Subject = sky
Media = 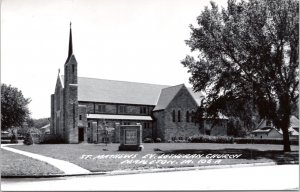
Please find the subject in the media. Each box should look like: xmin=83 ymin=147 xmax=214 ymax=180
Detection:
xmin=1 ymin=0 xmax=228 ymax=119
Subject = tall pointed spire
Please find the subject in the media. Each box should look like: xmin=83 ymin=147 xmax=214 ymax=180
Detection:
xmin=68 ymin=22 xmax=73 ymax=58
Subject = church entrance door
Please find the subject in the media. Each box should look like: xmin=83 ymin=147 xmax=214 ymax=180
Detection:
xmin=78 ymin=128 xmax=84 ymax=142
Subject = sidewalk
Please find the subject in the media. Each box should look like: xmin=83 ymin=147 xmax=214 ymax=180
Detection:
xmin=2 ymin=164 xmax=299 ymax=191
xmin=1 ymin=145 xmax=90 ymax=175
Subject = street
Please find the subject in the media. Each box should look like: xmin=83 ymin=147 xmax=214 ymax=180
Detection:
xmin=2 ymin=165 xmax=299 ymax=191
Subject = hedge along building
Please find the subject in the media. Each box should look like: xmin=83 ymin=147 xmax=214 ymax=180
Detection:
xmin=50 ymin=24 xmax=228 ymax=144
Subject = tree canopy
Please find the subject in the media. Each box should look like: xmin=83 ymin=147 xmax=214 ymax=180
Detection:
xmin=182 ymin=0 xmax=299 ymax=152
xmin=1 ymin=84 xmax=31 ymax=130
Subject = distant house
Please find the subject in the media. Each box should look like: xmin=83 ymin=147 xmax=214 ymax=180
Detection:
xmin=40 ymin=124 xmax=50 ymax=134
xmin=251 ymin=116 xmax=299 ymax=139
xmin=1 ymin=131 xmax=11 ymax=138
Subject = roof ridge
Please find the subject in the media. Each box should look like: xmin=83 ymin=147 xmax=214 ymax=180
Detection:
xmin=161 ymin=83 xmax=184 ymax=89
xmin=77 ymin=76 xmax=170 ymax=87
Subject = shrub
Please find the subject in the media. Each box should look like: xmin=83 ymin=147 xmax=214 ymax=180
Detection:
xmin=233 ymin=138 xmax=299 ymax=145
xmin=39 ymin=135 xmax=64 ymax=144
xmin=190 ymin=135 xmax=234 ymax=144
xmin=155 ymin=138 xmax=162 ymax=143
xmin=23 ymin=133 xmax=33 ymax=145
xmin=143 ymin=138 xmax=154 ymax=143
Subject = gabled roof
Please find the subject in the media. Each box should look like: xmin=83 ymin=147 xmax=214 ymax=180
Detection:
xmin=252 ymin=127 xmax=273 ymax=133
xmin=40 ymin=124 xmax=50 ymax=130
xmin=76 ymin=76 xmax=169 ymax=105
xmin=252 ymin=116 xmax=300 ymax=136
xmin=256 ymin=115 xmax=299 ymax=130
xmin=59 ymin=75 xmax=204 ymax=107
xmin=153 ymin=84 xmax=184 ymax=111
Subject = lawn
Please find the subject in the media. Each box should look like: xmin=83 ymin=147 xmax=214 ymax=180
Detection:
xmin=7 ymin=143 xmax=299 ymax=174
xmin=1 ymin=149 xmax=63 ymax=177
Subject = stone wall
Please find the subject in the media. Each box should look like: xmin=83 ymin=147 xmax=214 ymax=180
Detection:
xmin=78 ymin=105 xmax=87 ymax=128
xmin=50 ymin=94 xmax=54 ymax=134
xmin=159 ymin=86 xmax=200 ymax=142
xmin=51 ymin=75 xmax=65 ymax=140
xmin=63 ymin=55 xmax=79 ymax=144
xmin=153 ymin=111 xmax=165 ymax=141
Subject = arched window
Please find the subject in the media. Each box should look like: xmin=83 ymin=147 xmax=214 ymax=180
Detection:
xmin=178 ymin=110 xmax=181 ymax=122
xmin=172 ymin=110 xmax=176 ymax=122
xmin=186 ymin=111 xmax=190 ymax=122
xmin=191 ymin=111 xmax=194 ymax=122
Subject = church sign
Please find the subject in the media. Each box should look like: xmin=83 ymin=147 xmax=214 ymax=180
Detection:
xmin=125 ymin=129 xmax=137 ymax=145
xmin=119 ymin=125 xmax=143 ymax=151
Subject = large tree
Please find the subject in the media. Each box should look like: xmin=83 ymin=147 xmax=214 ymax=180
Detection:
xmin=1 ymin=84 xmax=31 ymax=130
xmin=182 ymin=0 xmax=298 ymax=152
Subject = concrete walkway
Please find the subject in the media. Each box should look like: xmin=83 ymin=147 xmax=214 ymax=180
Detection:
xmin=2 ymin=165 xmax=298 ymax=191
xmin=1 ymin=145 xmax=91 ymax=175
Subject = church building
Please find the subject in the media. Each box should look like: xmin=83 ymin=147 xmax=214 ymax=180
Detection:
xmin=50 ymin=24 xmax=228 ymax=144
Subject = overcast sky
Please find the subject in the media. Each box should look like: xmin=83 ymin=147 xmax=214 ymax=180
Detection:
xmin=1 ymin=0 xmax=228 ymax=119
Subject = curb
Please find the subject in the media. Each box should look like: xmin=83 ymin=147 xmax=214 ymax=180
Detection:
xmin=3 ymin=161 xmax=294 ymax=179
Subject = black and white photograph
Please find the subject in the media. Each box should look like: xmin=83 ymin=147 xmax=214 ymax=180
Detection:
xmin=1 ymin=0 xmax=299 ymax=191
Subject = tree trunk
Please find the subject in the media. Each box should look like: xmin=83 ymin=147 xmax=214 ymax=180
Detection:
xmin=281 ymin=115 xmax=291 ymax=152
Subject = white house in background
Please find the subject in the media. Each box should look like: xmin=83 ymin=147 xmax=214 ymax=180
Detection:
xmin=251 ymin=116 xmax=299 ymax=139
xmin=40 ymin=124 xmax=50 ymax=134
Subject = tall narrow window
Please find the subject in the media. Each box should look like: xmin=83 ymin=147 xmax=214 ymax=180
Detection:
xmin=178 ymin=110 xmax=181 ymax=122
xmin=186 ymin=111 xmax=190 ymax=122
xmin=172 ymin=110 xmax=176 ymax=122
xmin=72 ymin=65 xmax=75 ymax=73
xmin=79 ymin=115 xmax=82 ymax=120
xmin=191 ymin=111 xmax=195 ymax=122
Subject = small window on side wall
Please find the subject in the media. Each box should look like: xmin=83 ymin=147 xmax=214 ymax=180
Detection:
xmin=140 ymin=106 xmax=147 ymax=114
xmin=98 ymin=105 xmax=106 ymax=113
xmin=186 ymin=111 xmax=190 ymax=122
xmin=172 ymin=110 xmax=176 ymax=122
xmin=119 ymin=105 xmax=127 ymax=114
xmin=79 ymin=115 xmax=82 ymax=120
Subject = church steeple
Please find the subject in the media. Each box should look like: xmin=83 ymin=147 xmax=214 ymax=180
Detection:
xmin=68 ymin=22 xmax=73 ymax=58
xmin=65 ymin=22 xmax=74 ymax=64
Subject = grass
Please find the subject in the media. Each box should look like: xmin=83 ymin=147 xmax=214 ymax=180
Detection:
xmin=7 ymin=143 xmax=299 ymax=174
xmin=1 ymin=149 xmax=63 ymax=177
